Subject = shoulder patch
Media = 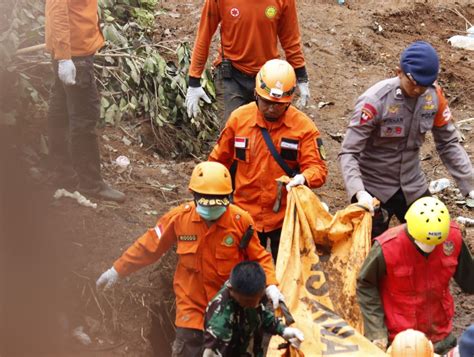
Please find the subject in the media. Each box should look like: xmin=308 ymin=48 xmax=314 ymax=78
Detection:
xmin=360 ymin=103 xmax=377 ymax=124
xmin=316 ymin=138 xmax=326 ymax=160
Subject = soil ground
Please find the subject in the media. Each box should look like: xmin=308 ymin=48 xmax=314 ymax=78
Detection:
xmin=6 ymin=0 xmax=474 ymax=356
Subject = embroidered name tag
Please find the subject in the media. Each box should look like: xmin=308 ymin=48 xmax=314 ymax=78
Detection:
xmin=281 ymin=138 xmax=299 ymax=150
xmin=234 ymin=137 xmax=248 ymax=149
xmin=178 ymin=235 xmax=197 ymax=242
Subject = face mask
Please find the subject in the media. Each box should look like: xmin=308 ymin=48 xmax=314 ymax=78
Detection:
xmin=414 ymin=240 xmax=436 ymax=253
xmin=196 ymin=204 xmax=227 ymax=221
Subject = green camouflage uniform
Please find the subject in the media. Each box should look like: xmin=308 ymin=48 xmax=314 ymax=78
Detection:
xmin=204 ymin=283 xmax=286 ymax=356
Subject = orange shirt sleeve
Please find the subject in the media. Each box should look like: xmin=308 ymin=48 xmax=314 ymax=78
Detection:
xmin=277 ymin=0 xmax=305 ymax=69
xmin=47 ymin=0 xmax=71 ymax=59
xmin=188 ymin=0 xmax=221 ymax=79
xmin=113 ymin=208 xmax=179 ymax=276
xmin=298 ymin=119 xmax=328 ymax=188
xmin=433 ymin=85 xmax=453 ymax=127
xmin=209 ymin=119 xmax=237 ymax=169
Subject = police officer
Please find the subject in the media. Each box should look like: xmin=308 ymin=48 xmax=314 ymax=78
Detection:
xmin=209 ymin=59 xmax=327 ymax=261
xmin=356 ymin=197 xmax=474 ymax=354
xmin=338 ymin=41 xmax=473 ymax=238
xmin=96 ymin=162 xmax=284 ymax=357
xmin=185 ymin=0 xmax=310 ymax=122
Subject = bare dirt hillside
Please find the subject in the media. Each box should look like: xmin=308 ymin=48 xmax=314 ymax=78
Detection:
xmin=13 ymin=1 xmax=473 ymax=356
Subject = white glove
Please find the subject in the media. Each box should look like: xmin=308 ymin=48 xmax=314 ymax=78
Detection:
xmin=468 ymin=190 xmax=474 ymax=199
xmin=372 ymin=337 xmax=388 ymax=351
xmin=58 ymin=59 xmax=76 ymax=86
xmin=185 ymin=86 xmax=211 ymax=118
xmin=266 ymin=284 xmax=285 ymax=309
xmin=296 ymin=81 xmax=310 ymax=108
xmin=282 ymin=327 xmax=305 ymax=349
xmin=356 ymin=190 xmax=375 ymax=215
xmin=286 ymin=174 xmax=306 ymax=192
xmin=96 ymin=267 xmax=119 ymax=290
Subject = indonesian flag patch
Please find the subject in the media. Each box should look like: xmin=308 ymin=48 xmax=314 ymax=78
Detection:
xmin=360 ymin=103 xmax=377 ymax=125
xmin=234 ymin=137 xmax=248 ymax=149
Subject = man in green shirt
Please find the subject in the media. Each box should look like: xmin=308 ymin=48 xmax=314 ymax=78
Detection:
xmin=203 ymin=261 xmax=304 ymax=356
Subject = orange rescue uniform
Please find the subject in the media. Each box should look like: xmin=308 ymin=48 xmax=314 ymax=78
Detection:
xmin=189 ymin=0 xmax=305 ymax=78
xmin=45 ymin=0 xmax=104 ymax=60
xmin=113 ymin=202 xmax=276 ymax=330
xmin=209 ymin=103 xmax=327 ymax=232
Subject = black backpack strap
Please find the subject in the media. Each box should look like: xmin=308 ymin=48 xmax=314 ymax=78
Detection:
xmin=239 ymin=225 xmax=254 ymax=260
xmin=259 ymin=127 xmax=298 ymax=178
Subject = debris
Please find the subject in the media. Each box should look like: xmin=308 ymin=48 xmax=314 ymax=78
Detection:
xmin=372 ymin=21 xmax=383 ymax=34
xmin=115 ymin=155 xmax=130 ymax=173
xmin=145 ymin=210 xmax=158 ymax=216
xmin=160 ymin=168 xmax=170 ymax=175
xmin=54 ymin=189 xmax=98 ymax=209
xmin=455 ymin=200 xmax=467 ymax=206
xmin=122 ymin=136 xmax=132 ymax=146
xmin=456 ymin=216 xmax=474 ymax=226
xmin=72 ymin=326 xmax=92 ymax=346
xmin=328 ymin=131 xmax=345 ymax=142
xmin=317 ymin=101 xmax=334 ymax=109
xmin=428 ymin=178 xmax=451 ymax=194
xmin=448 ymin=26 xmax=474 ymax=51
xmin=467 ymin=197 xmax=474 ymax=208
xmin=102 ymin=134 xmax=110 ymax=142
xmin=420 ymin=153 xmax=432 ymax=161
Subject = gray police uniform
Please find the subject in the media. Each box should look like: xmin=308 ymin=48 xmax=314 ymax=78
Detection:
xmin=339 ymin=77 xmax=472 ymax=218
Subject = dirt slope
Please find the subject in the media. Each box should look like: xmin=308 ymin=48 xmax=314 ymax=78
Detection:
xmin=21 ymin=1 xmax=474 ymax=355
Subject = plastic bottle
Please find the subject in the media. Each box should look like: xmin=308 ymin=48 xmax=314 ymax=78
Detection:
xmin=429 ymin=178 xmax=451 ymax=194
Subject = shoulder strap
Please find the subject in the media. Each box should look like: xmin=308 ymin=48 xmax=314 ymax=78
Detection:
xmin=259 ymin=126 xmax=298 ymax=177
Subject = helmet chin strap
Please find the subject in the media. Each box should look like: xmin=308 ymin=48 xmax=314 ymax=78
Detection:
xmin=414 ymin=240 xmax=436 ymax=253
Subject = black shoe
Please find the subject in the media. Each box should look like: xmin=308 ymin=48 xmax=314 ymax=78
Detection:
xmin=80 ymin=182 xmax=125 ymax=203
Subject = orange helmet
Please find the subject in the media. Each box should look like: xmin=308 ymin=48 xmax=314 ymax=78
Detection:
xmin=255 ymin=59 xmax=296 ymax=103
xmin=188 ymin=161 xmax=232 ymax=195
xmin=389 ymin=329 xmax=434 ymax=357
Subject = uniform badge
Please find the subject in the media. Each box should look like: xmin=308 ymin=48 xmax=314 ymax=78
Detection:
xmin=230 ymin=7 xmax=240 ymax=17
xmin=388 ymin=105 xmax=399 ymax=114
xmin=265 ymin=6 xmax=277 ymax=19
xmin=316 ymin=138 xmax=327 ymax=160
xmin=223 ymin=236 xmax=234 ymax=247
xmin=234 ymin=137 xmax=248 ymax=149
xmin=360 ymin=103 xmax=377 ymax=125
xmin=179 ymin=235 xmax=197 ymax=242
xmin=443 ymin=241 xmax=454 ymax=256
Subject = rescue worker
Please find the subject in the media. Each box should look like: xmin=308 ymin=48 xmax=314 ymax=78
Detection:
xmin=185 ymin=0 xmax=310 ymax=122
xmin=209 ymin=59 xmax=327 ymax=261
xmin=338 ymin=41 xmax=473 ymax=238
xmin=96 ymin=162 xmax=285 ymax=357
xmin=203 ymin=261 xmax=304 ymax=356
xmin=356 ymin=197 xmax=474 ymax=354
xmin=45 ymin=0 xmax=125 ymax=202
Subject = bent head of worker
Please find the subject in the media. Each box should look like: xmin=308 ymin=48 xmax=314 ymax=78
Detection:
xmin=189 ymin=161 xmax=232 ymax=222
xmin=405 ymin=196 xmax=450 ymax=253
xmin=228 ymin=261 xmax=267 ymax=308
xmin=255 ymin=59 xmax=296 ymax=122
xmin=396 ymin=41 xmax=439 ymax=98
xmin=389 ymin=329 xmax=434 ymax=357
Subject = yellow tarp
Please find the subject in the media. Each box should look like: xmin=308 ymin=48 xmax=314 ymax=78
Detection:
xmin=267 ymin=184 xmax=385 ymax=356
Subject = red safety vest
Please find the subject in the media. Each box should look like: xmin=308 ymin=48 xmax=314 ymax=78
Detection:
xmin=375 ymin=222 xmax=462 ymax=342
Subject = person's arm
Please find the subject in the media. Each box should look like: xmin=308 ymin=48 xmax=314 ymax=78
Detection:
xmin=297 ymin=121 xmax=328 ymax=189
xmin=356 ymin=242 xmax=388 ymax=340
xmin=338 ymin=95 xmax=381 ymax=201
xmin=245 ymin=228 xmax=277 ymax=286
xmin=261 ymin=306 xmax=286 ymax=336
xmin=47 ymin=0 xmax=71 ymax=60
xmin=113 ymin=207 xmax=179 ymax=277
xmin=203 ymin=293 xmax=233 ymax=356
xmin=453 ymin=240 xmax=474 ymax=294
xmin=209 ymin=118 xmax=236 ymax=169
xmin=188 ymin=0 xmax=221 ymax=83
xmin=432 ymin=86 xmax=473 ymax=196
xmin=277 ymin=0 xmax=305 ymax=74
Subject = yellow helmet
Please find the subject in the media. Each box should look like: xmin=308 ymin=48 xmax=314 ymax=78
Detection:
xmin=188 ymin=161 xmax=232 ymax=195
xmin=405 ymin=197 xmax=450 ymax=246
xmin=255 ymin=59 xmax=296 ymax=103
xmin=389 ymin=329 xmax=434 ymax=357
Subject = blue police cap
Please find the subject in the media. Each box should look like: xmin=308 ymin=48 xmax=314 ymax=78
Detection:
xmin=400 ymin=41 xmax=439 ymax=86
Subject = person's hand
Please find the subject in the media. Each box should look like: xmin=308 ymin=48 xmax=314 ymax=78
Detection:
xmin=185 ymin=86 xmax=211 ymax=118
xmin=296 ymin=81 xmax=310 ymax=108
xmin=372 ymin=337 xmax=388 ymax=351
xmin=286 ymin=174 xmax=306 ymax=192
xmin=265 ymin=285 xmax=285 ymax=309
xmin=356 ymin=190 xmax=375 ymax=215
xmin=282 ymin=327 xmax=305 ymax=349
xmin=58 ymin=59 xmax=76 ymax=86
xmin=96 ymin=267 xmax=119 ymax=290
